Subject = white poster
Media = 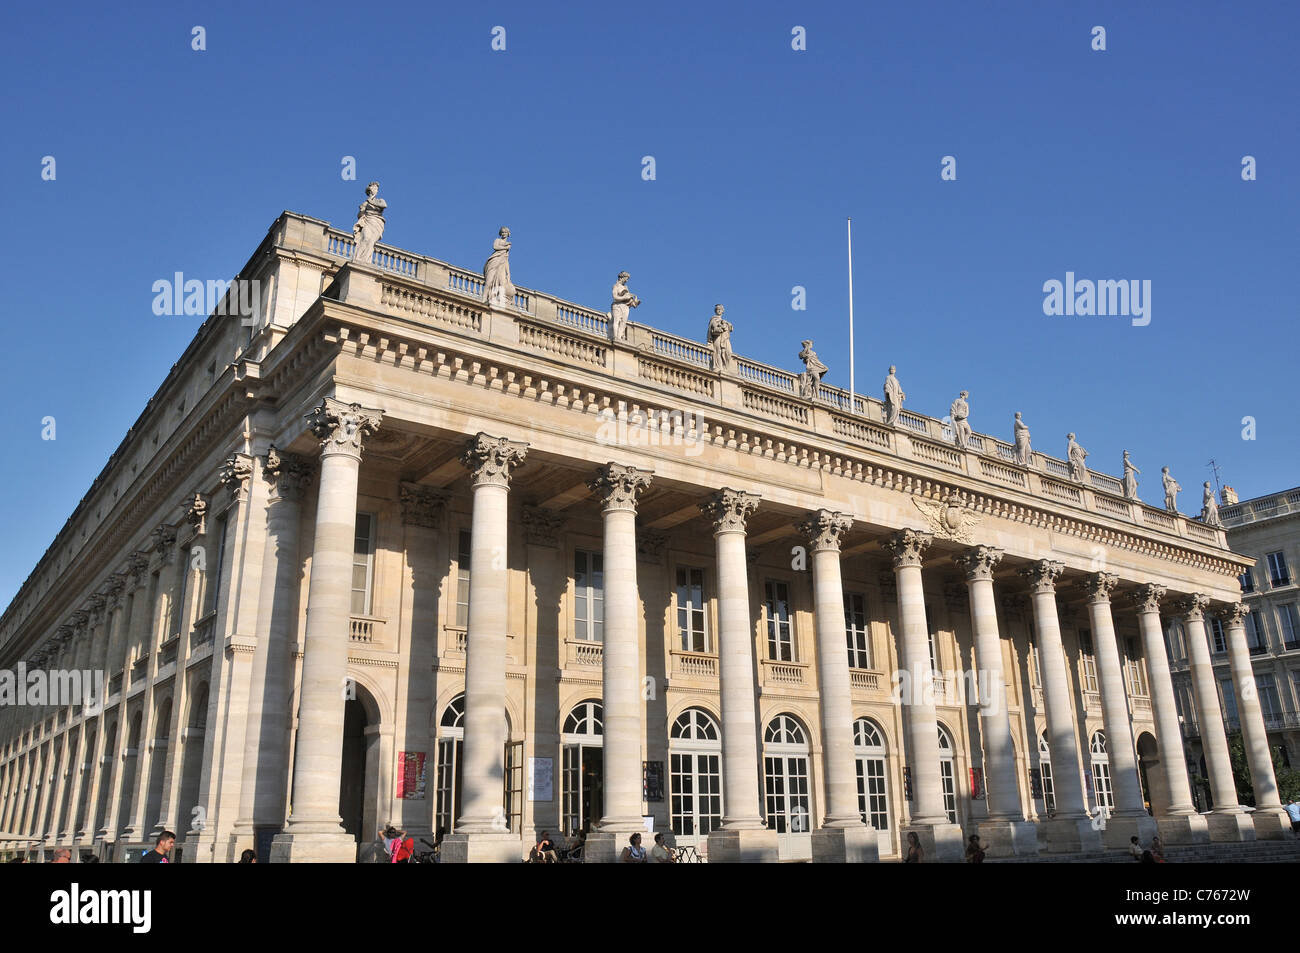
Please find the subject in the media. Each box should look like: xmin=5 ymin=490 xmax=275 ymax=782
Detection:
xmin=529 ymin=757 xmax=553 ymax=801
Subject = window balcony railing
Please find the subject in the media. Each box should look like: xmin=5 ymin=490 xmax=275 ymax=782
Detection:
xmin=850 ymin=669 xmax=885 ymax=692
xmin=108 ymin=673 xmax=123 ymax=697
xmin=1083 ymin=691 xmax=1102 ymax=714
xmin=191 ymin=613 xmax=216 ymax=649
xmin=349 ymin=616 xmax=385 ymax=645
xmin=1131 ymin=696 xmax=1152 ymax=716
xmin=670 ymin=650 xmax=719 ymax=680
xmin=1248 ymin=642 xmax=1269 ymax=655
xmin=158 ymin=635 xmax=179 ymax=668
xmin=565 ymin=638 xmax=603 ymax=670
xmin=761 ymin=659 xmax=808 ymax=687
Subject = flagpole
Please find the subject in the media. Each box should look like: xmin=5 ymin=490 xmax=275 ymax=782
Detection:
xmin=847 ymin=217 xmax=856 ymax=410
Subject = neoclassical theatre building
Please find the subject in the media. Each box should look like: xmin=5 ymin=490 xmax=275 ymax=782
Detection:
xmin=0 ymin=202 xmax=1288 ymax=863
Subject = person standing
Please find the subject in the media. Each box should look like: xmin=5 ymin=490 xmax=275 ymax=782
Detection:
xmin=1285 ymin=797 xmax=1300 ymax=836
xmin=964 ymin=834 xmax=986 ymax=863
xmin=904 ymin=831 xmax=923 ymax=863
xmin=139 ymin=831 xmax=175 ymax=863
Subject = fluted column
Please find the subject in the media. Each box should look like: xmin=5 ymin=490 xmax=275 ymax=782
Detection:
xmin=701 ymin=489 xmax=778 ymax=863
xmin=1176 ymin=594 xmax=1251 ymax=841
xmin=234 ymin=448 xmax=311 ymax=850
xmin=1219 ymin=603 xmax=1288 ymax=838
xmin=589 ymin=464 xmax=652 ymax=837
xmin=1022 ymin=560 xmax=1101 ymax=851
xmin=441 ymin=433 xmax=527 ymax=864
xmin=1130 ymin=585 xmax=1202 ymax=837
xmin=800 ymin=511 xmax=877 ymax=863
xmin=271 ymin=398 xmax=382 ymax=863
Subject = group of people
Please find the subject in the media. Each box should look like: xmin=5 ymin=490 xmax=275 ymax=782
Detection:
xmin=1128 ymin=835 xmax=1168 ymax=863
xmin=617 ymin=831 xmax=679 ymax=863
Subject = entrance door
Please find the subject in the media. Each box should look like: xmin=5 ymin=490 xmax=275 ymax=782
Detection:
xmin=562 ymin=744 xmax=604 ymax=834
xmin=339 ymin=697 xmax=366 ymax=842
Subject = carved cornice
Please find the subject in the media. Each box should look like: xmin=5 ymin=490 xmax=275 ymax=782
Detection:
xmin=398 ymin=482 xmax=447 ymax=529
xmin=954 ymin=545 xmax=1002 ymax=582
xmin=1172 ymin=593 xmax=1211 ymax=620
xmin=796 ymin=509 xmax=853 ymax=553
xmin=306 ymin=397 xmax=383 ymax=459
xmin=588 ymin=463 xmax=653 ymax=512
xmin=1081 ymin=571 xmax=1120 ymax=605
xmin=881 ymin=528 xmax=932 ymax=569
xmin=1021 ymin=559 xmax=1064 ymax=594
xmin=699 ymin=489 xmax=760 ymax=535
xmin=1130 ymin=583 xmax=1167 ymax=615
xmin=521 ymin=506 xmax=564 ymax=547
xmin=460 ymin=432 xmax=528 ymax=488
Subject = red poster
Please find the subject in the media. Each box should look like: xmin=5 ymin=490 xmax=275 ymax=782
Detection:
xmin=397 ymin=751 xmax=427 ymax=800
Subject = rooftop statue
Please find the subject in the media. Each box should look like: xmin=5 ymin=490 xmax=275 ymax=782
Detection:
xmin=798 ymin=340 xmax=828 ymax=398
xmin=1066 ymin=433 xmax=1088 ymax=483
xmin=707 ymin=304 xmax=734 ymax=372
xmin=949 ymin=391 xmax=972 ymax=448
xmin=1200 ymin=482 xmax=1222 ymax=526
xmin=609 ymin=272 xmax=640 ymax=341
xmin=483 ymin=226 xmax=515 ymax=307
xmin=1013 ymin=412 xmax=1032 ymax=466
xmin=1162 ymin=467 xmax=1182 ymax=513
xmin=1122 ymin=450 xmax=1141 ymax=500
xmin=883 ymin=365 xmax=905 ymax=426
xmin=351 ymin=182 xmax=387 ymax=267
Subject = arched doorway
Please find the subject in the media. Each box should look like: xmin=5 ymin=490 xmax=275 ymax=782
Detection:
xmin=1036 ymin=731 xmax=1056 ymax=817
xmin=1135 ymin=731 xmax=1163 ymax=815
xmin=853 ymin=717 xmax=892 ymax=855
xmin=177 ymin=681 xmax=208 ymax=840
xmin=561 ymin=699 xmax=603 ymax=836
xmin=339 ymin=696 xmax=368 ymax=841
xmin=763 ymin=713 xmax=813 ymax=860
xmin=433 ymin=693 xmax=514 ymax=835
xmin=669 ymin=707 xmax=722 ymax=848
xmin=1090 ymin=731 xmax=1113 ymax=814
xmin=937 ymin=724 xmax=958 ymax=824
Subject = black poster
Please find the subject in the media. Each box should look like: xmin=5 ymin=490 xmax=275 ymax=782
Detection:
xmin=643 ymin=760 xmax=664 ymax=802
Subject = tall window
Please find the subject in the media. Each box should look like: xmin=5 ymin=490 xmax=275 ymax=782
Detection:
xmin=1256 ymin=674 xmax=1282 ymax=721
xmin=669 ymin=708 xmax=722 ymax=840
xmin=435 ymin=695 xmax=465 ymax=834
xmin=1124 ymin=636 xmax=1147 ymax=696
xmin=1078 ymin=629 xmax=1099 ymax=693
xmin=1164 ymin=622 xmax=1185 ymax=662
xmin=206 ymin=513 xmax=229 ymax=614
xmin=763 ymin=715 xmax=811 ymax=833
xmin=1276 ymin=604 xmax=1299 ymax=648
xmin=764 ymin=581 xmax=794 ymax=662
xmin=844 ymin=593 xmax=871 ymax=669
xmin=675 ymin=567 xmax=708 ymax=653
xmin=561 ymin=700 xmax=604 ymax=836
xmin=1037 ymin=732 xmax=1055 ymax=815
xmin=1239 ymin=569 xmax=1255 ymax=593
xmin=1090 ymin=731 xmax=1113 ymax=812
xmin=1208 ymin=617 xmax=1227 ymax=654
xmin=1027 ymin=625 xmax=1041 ymax=689
xmin=1219 ymin=678 xmax=1238 ymax=723
xmin=1247 ymin=612 xmax=1268 ymax=652
xmin=1267 ymin=551 xmax=1291 ymax=587
xmin=926 ymin=605 xmax=940 ymax=674
xmin=937 ymin=725 xmax=957 ymax=823
xmin=574 ymin=550 xmax=604 ymax=642
xmin=351 ymin=512 xmax=376 ymax=616
xmin=454 ymin=530 xmax=471 ymax=627
xmin=174 ymin=547 xmax=190 ymax=636
xmin=852 ymin=718 xmax=890 ymax=834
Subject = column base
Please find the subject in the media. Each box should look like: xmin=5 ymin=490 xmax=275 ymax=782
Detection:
xmin=901 ymin=822 xmax=965 ymax=863
xmin=1100 ymin=812 xmax=1159 ymax=850
xmin=268 ymin=830 xmax=359 ymax=863
xmin=705 ymin=827 xmax=780 ymax=863
xmin=1249 ymin=808 xmax=1291 ymax=840
xmin=974 ymin=819 xmax=1039 ymax=857
xmin=1039 ymin=816 xmax=1105 ymax=853
xmin=438 ymin=831 xmax=524 ymax=864
xmin=1154 ymin=813 xmax=1210 ymax=845
xmin=1205 ymin=810 xmax=1256 ymax=843
xmin=811 ymin=825 xmax=880 ymax=863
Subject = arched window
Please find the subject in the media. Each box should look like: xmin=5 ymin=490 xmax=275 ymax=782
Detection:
xmin=434 ymin=693 xmax=513 ymax=835
xmin=562 ymin=700 xmax=604 ymax=836
xmin=937 ymin=725 xmax=957 ymax=824
xmin=1037 ymin=732 xmax=1055 ymax=815
xmin=1090 ymin=730 xmax=1113 ymax=812
xmin=852 ymin=718 xmax=890 ymax=835
xmin=669 ymin=708 xmax=722 ymax=842
xmin=763 ymin=714 xmax=811 ymax=835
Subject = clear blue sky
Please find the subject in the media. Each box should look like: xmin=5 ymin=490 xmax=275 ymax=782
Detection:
xmin=1 ymin=0 xmax=1296 ymax=607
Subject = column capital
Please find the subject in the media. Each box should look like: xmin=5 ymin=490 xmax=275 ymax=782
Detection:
xmin=126 ymin=551 xmax=151 ymax=587
xmin=1129 ymin=583 xmax=1167 ymax=615
xmin=954 ymin=544 xmax=1003 ymax=582
xmin=1020 ymin=558 xmax=1064 ymax=594
xmin=1214 ymin=602 xmax=1249 ymax=627
xmin=1172 ymin=592 xmax=1211 ymax=620
xmin=182 ymin=492 xmax=208 ymax=534
xmin=460 ymin=432 xmax=528 ymax=488
xmin=398 ymin=482 xmax=447 ymax=529
xmin=588 ymin=463 xmax=653 ymax=512
xmin=1081 ymin=571 xmax=1120 ymax=605
xmin=305 ymin=397 xmax=384 ymax=459
xmin=522 ymin=505 xmax=565 ymax=547
xmin=796 ymin=509 xmax=853 ymax=553
xmin=699 ymin=488 xmax=760 ymax=535
xmin=881 ymin=528 xmax=933 ymax=569
xmin=149 ymin=524 xmax=178 ymax=564
xmin=265 ymin=445 xmax=314 ymax=502
xmin=219 ymin=452 xmax=254 ymax=499
xmin=104 ymin=573 xmax=127 ymax=611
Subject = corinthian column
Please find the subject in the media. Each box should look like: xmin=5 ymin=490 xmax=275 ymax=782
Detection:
xmin=883 ymin=528 xmax=962 ymax=862
xmin=1082 ymin=572 xmax=1155 ymax=847
xmin=956 ymin=546 xmax=1036 ymax=856
xmin=701 ymin=489 xmax=779 ymax=863
xmin=1130 ymin=585 xmax=1207 ymax=844
xmin=582 ymin=463 xmax=653 ymax=863
xmin=1022 ymin=560 xmax=1102 ymax=852
xmin=1175 ymin=594 xmax=1251 ymax=842
xmin=800 ymin=510 xmax=877 ymax=863
xmin=442 ymin=433 xmax=528 ymax=864
xmin=1219 ymin=603 xmax=1288 ymax=838
xmin=270 ymin=398 xmax=382 ymax=863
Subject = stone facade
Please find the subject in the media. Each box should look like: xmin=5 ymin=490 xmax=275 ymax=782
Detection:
xmin=0 ymin=211 xmax=1277 ymax=862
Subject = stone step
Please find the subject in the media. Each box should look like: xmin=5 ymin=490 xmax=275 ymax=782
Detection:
xmin=991 ymin=840 xmax=1300 ymax=863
